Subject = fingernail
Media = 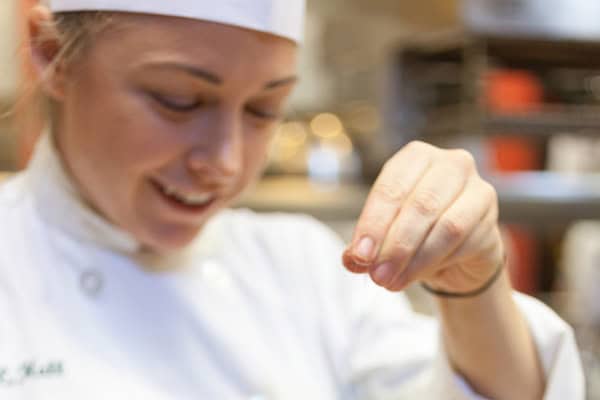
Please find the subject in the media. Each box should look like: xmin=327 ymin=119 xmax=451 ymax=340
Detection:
xmin=354 ymin=236 xmax=375 ymax=262
xmin=342 ymin=249 xmax=366 ymax=273
xmin=372 ymin=262 xmax=394 ymax=285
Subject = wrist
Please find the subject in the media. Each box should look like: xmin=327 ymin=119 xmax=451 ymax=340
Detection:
xmin=422 ymin=255 xmax=507 ymax=299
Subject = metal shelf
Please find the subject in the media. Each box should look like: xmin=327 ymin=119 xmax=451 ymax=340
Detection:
xmin=421 ymin=108 xmax=600 ymax=138
xmin=394 ymin=32 xmax=600 ymax=139
xmin=482 ymin=35 xmax=600 ymax=69
xmin=489 ymin=172 xmax=600 ymax=224
xmin=483 ymin=108 xmax=600 ymax=135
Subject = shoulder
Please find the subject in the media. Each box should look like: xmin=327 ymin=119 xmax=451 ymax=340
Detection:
xmin=0 ymin=173 xmax=35 ymax=270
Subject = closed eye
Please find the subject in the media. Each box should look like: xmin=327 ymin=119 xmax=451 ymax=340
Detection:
xmin=245 ymin=106 xmax=281 ymax=120
xmin=150 ymin=92 xmax=201 ymax=112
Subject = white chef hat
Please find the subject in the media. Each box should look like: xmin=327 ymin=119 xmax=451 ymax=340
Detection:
xmin=46 ymin=0 xmax=305 ymax=43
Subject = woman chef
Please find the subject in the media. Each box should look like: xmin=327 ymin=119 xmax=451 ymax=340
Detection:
xmin=0 ymin=0 xmax=584 ymax=399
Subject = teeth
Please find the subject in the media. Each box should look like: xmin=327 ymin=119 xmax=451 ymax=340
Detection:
xmin=184 ymin=193 xmax=213 ymax=204
xmin=175 ymin=193 xmax=213 ymax=206
xmin=164 ymin=185 xmax=177 ymax=196
xmin=159 ymin=182 xmax=213 ymax=206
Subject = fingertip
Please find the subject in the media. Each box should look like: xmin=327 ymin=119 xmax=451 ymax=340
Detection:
xmin=342 ymin=250 xmax=369 ymax=274
xmin=369 ymin=262 xmax=395 ymax=287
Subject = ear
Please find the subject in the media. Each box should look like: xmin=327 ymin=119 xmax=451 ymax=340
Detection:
xmin=28 ymin=5 xmax=67 ymax=101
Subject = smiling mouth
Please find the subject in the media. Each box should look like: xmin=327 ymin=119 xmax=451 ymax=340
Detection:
xmin=150 ymin=179 xmax=217 ymax=213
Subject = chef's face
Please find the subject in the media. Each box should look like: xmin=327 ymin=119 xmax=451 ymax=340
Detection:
xmin=47 ymin=14 xmax=298 ymax=252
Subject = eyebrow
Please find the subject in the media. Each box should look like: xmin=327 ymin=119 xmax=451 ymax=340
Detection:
xmin=264 ymin=75 xmax=298 ymax=89
xmin=149 ymin=62 xmax=297 ymax=90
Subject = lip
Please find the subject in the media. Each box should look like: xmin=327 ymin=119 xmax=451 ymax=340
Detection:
xmin=150 ymin=178 xmax=217 ymax=216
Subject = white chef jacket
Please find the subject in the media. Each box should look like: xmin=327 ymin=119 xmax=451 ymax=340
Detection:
xmin=0 ymin=135 xmax=584 ymax=399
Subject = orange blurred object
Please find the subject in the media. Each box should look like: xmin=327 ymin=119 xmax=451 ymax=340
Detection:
xmin=485 ymin=69 xmax=543 ymax=114
xmin=505 ymin=225 xmax=540 ymax=295
xmin=484 ymin=68 xmax=544 ymax=295
xmin=486 ymin=136 xmax=541 ymax=172
xmin=484 ymin=68 xmax=544 ymax=172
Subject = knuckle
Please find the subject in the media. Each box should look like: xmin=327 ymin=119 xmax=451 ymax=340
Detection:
xmin=405 ymin=140 xmax=433 ymax=154
xmin=439 ymin=216 xmax=467 ymax=242
xmin=487 ymin=202 xmax=499 ymax=223
xmin=487 ymin=182 xmax=498 ymax=199
xmin=450 ymin=149 xmax=476 ymax=170
xmin=381 ymin=157 xmax=396 ymax=173
xmin=411 ymin=189 xmax=442 ymax=217
xmin=492 ymin=204 xmax=499 ymax=222
xmin=373 ymin=181 xmax=408 ymax=204
xmin=475 ymin=239 xmax=499 ymax=260
xmin=482 ymin=181 xmax=498 ymax=203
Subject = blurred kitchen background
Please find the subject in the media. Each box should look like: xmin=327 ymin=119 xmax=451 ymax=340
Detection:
xmin=3 ymin=0 xmax=600 ymax=396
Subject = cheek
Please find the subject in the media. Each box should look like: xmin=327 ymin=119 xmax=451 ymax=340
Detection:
xmin=61 ymin=79 xmax=187 ymax=225
xmin=242 ymin=131 xmax=273 ymax=177
xmin=68 ymin=87 xmax=181 ymax=178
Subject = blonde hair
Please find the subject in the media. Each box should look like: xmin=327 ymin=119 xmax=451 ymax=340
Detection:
xmin=13 ymin=11 xmax=114 ymax=143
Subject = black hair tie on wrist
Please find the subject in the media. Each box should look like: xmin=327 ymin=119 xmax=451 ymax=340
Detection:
xmin=420 ymin=260 xmax=505 ymax=299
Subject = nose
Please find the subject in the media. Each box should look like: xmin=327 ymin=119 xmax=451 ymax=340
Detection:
xmin=186 ymin=110 xmax=243 ymax=179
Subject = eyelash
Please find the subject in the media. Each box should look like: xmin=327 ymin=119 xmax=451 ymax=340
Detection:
xmin=150 ymin=92 xmax=280 ymax=121
xmin=246 ymin=108 xmax=280 ymax=121
xmin=151 ymin=93 xmax=201 ymax=112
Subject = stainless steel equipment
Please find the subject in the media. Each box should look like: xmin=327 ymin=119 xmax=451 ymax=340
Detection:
xmin=463 ymin=0 xmax=600 ymax=41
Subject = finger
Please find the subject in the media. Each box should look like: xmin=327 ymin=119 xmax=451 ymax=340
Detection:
xmin=369 ymin=157 xmax=472 ymax=287
xmin=394 ymin=206 xmax=501 ymax=293
xmin=386 ymin=178 xmax=496 ymax=290
xmin=437 ymin=205 xmax=504 ymax=284
xmin=343 ymin=142 xmax=433 ymax=273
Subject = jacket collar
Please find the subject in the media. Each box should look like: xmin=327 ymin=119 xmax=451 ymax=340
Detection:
xmin=27 ymin=134 xmax=141 ymax=254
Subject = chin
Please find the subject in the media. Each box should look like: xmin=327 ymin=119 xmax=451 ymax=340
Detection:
xmin=139 ymin=223 xmax=204 ymax=253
